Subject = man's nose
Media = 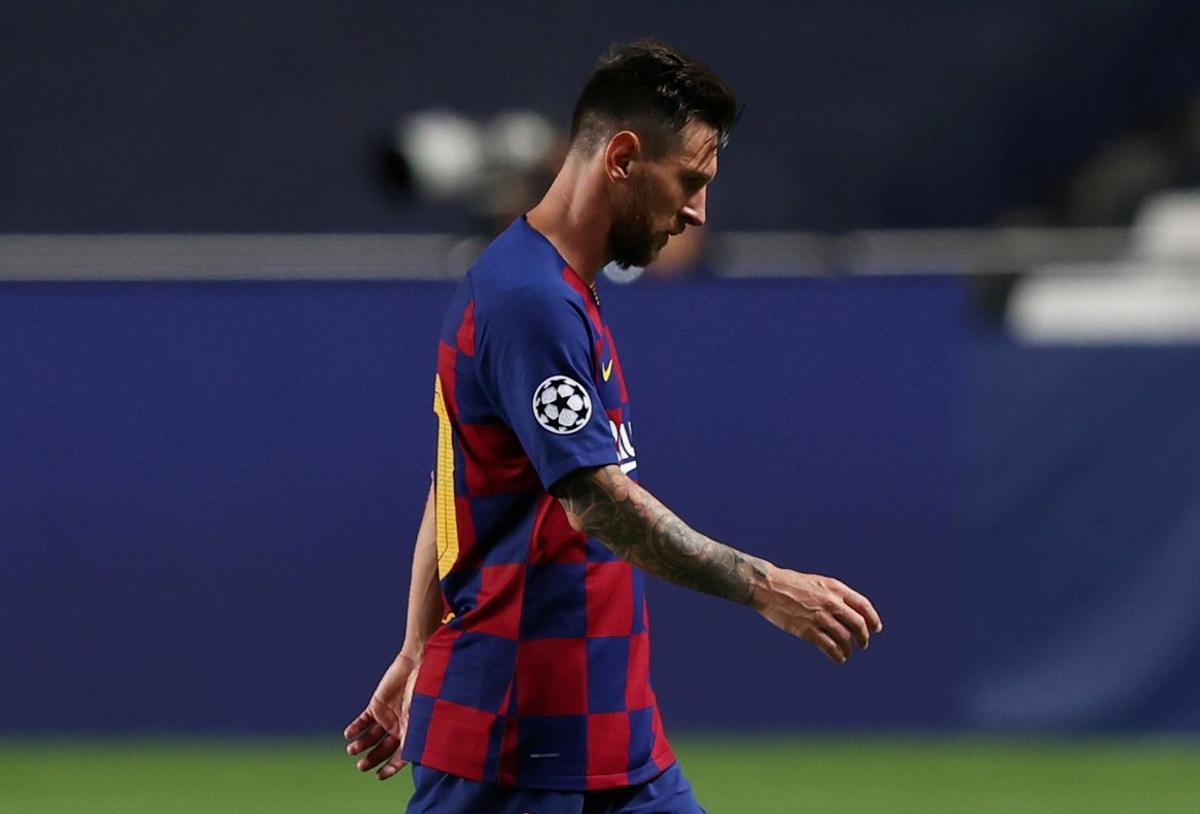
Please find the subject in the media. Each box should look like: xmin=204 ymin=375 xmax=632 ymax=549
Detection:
xmin=680 ymin=188 xmax=706 ymax=227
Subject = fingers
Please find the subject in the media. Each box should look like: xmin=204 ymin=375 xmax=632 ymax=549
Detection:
xmin=345 ymin=708 xmax=410 ymax=779
xmin=831 ymin=602 xmax=872 ymax=650
xmin=840 ymin=587 xmax=883 ymax=634
xmin=356 ymin=734 xmax=401 ymax=773
xmin=376 ymin=747 xmax=410 ymax=781
xmin=807 ymin=629 xmax=848 ymax=664
xmin=346 ymin=722 xmax=386 ymax=756
xmin=343 ymin=711 xmax=375 ymax=741
xmin=817 ymin=613 xmax=855 ymax=661
xmin=824 ymin=583 xmax=884 ymax=656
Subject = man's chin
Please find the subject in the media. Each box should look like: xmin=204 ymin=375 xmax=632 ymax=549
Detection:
xmin=612 ymin=249 xmax=658 ymax=270
xmin=608 ymin=232 xmax=663 ymax=269
xmin=613 ymin=257 xmax=647 ymax=270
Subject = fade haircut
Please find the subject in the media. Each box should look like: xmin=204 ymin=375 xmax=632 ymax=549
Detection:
xmin=569 ymin=40 xmax=738 ymax=159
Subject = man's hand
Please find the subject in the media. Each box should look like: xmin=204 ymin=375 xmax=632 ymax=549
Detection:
xmin=752 ymin=567 xmax=883 ymax=664
xmin=344 ymin=652 xmax=421 ymax=780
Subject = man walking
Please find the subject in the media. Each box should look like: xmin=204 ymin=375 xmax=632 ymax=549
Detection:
xmin=346 ymin=40 xmax=883 ymax=813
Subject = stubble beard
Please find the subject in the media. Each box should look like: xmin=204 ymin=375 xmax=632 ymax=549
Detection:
xmin=607 ymin=176 xmax=661 ymax=270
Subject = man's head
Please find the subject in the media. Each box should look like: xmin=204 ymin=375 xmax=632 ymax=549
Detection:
xmin=569 ymin=40 xmax=738 ymax=268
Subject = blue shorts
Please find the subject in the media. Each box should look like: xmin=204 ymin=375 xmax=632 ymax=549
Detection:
xmin=406 ymin=762 xmax=708 ymax=814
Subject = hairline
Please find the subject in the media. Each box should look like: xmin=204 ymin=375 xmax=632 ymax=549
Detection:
xmin=569 ymin=113 xmax=723 ymax=160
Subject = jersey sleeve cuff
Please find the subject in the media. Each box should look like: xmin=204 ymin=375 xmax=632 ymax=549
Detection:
xmin=538 ymin=450 xmax=620 ymax=493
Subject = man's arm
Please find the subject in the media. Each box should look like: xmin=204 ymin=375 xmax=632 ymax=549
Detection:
xmin=552 ymin=465 xmax=883 ymax=664
xmin=399 ymin=478 xmax=445 ymax=660
xmin=344 ymin=480 xmax=442 ymax=781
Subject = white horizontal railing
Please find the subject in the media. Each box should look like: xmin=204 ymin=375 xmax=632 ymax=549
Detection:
xmin=716 ymin=227 xmax=1132 ymax=277
xmin=0 ymin=227 xmax=1142 ymax=280
xmin=5 ymin=227 xmax=1200 ymax=341
xmin=0 ymin=234 xmax=472 ymax=281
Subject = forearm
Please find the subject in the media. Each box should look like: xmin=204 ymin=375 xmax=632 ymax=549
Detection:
xmin=399 ymin=480 xmax=443 ymax=661
xmin=553 ymin=465 xmax=771 ymax=606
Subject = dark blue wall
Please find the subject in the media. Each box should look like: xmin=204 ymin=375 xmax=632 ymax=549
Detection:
xmin=3 ymin=279 xmax=1198 ymax=734
xmin=5 ymin=1 xmax=1200 ymax=232
xmin=961 ymin=343 xmax=1200 ymax=732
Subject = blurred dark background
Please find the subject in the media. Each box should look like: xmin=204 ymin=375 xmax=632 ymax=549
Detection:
xmin=5 ymin=0 xmax=1200 ymax=233
xmin=4 ymin=1 xmax=1200 ymax=745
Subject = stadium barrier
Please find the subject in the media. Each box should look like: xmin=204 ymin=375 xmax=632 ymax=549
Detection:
xmin=2 ymin=232 xmax=1198 ymax=734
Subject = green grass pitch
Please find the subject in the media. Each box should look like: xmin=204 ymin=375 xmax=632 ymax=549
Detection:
xmin=1 ymin=735 xmax=1197 ymax=813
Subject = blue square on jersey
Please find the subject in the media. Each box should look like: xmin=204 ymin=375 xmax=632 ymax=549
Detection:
xmin=519 ymin=563 xmax=586 ymax=639
xmin=516 ymin=714 xmax=587 ymax=781
xmin=482 ymin=700 xmax=509 ymax=781
xmin=627 ymin=707 xmax=654 ymax=772
xmin=470 ymin=493 xmax=537 ymax=566
xmin=442 ymin=568 xmax=482 ymax=620
xmin=440 ymin=632 xmax=518 ymax=713
xmin=586 ymin=637 xmax=629 ymax=713
xmin=402 ymin=692 xmax=436 ymax=761
xmin=585 ymin=536 xmax=621 ymax=563
xmin=630 ymin=571 xmax=646 ymax=635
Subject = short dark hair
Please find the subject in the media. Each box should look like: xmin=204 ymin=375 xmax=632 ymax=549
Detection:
xmin=569 ymin=40 xmax=738 ymax=157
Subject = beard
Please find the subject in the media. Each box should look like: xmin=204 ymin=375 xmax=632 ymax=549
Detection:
xmin=607 ymin=175 xmax=663 ymax=269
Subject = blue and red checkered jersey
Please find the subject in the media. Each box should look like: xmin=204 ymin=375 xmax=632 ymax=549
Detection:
xmin=400 ymin=216 xmax=675 ymax=791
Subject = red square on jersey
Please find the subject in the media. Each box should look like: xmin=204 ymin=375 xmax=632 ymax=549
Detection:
xmin=585 ymin=562 xmax=634 ymax=636
xmin=530 ymin=494 xmax=587 ymax=563
xmin=517 ymin=638 xmax=587 ymax=716
xmin=421 ymin=698 xmax=495 ymax=782
xmin=625 ymin=632 xmax=650 ymax=710
xmin=586 ymin=711 xmax=631 ymax=787
xmin=458 ymin=421 xmax=540 ymax=496
xmin=414 ymin=627 xmax=463 ymax=698
xmin=468 ymin=563 xmax=525 ymax=640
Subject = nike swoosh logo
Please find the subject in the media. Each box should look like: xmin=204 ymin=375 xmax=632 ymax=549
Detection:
xmin=602 ymin=359 xmax=614 ymax=381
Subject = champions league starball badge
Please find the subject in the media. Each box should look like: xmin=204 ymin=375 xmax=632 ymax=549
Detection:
xmin=532 ymin=375 xmax=592 ymax=434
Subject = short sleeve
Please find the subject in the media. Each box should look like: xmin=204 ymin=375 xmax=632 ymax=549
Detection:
xmin=478 ymin=288 xmax=618 ymax=490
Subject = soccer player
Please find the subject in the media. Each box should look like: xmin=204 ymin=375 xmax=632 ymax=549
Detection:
xmin=345 ymin=40 xmax=883 ymax=813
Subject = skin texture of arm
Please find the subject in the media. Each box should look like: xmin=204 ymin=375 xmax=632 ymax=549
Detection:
xmin=400 ymin=479 xmax=445 ymax=660
xmin=553 ymin=464 xmax=884 ymax=664
xmin=344 ymin=480 xmax=442 ymax=780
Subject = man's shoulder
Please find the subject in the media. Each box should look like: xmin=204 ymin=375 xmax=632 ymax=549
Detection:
xmin=468 ymin=220 xmax=583 ymax=322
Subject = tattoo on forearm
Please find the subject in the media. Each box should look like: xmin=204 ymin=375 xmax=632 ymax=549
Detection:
xmin=552 ymin=467 xmax=769 ymax=605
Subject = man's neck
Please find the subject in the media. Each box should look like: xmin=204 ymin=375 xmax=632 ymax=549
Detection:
xmin=525 ymin=154 xmax=611 ymax=285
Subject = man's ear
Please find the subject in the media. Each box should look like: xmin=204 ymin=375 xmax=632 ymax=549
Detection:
xmin=604 ymin=130 xmax=641 ymax=181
